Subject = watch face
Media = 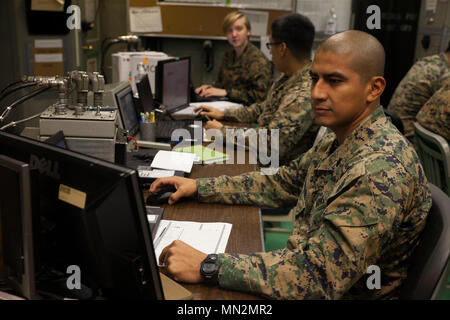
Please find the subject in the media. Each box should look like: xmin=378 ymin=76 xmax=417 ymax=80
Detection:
xmin=203 ymin=263 xmax=217 ymax=274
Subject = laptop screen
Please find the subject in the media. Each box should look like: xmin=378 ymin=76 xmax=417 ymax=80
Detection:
xmin=44 ymin=130 xmax=67 ymax=149
xmin=136 ymin=74 xmax=155 ymax=114
xmin=155 ymin=57 xmax=190 ymax=112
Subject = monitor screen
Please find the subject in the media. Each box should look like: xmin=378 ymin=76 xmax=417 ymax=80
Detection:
xmin=155 ymin=57 xmax=190 ymax=112
xmin=0 ymin=131 xmax=164 ymax=300
xmin=116 ymin=85 xmax=140 ymax=136
xmin=136 ymin=74 xmax=155 ymax=114
xmin=0 ymin=155 xmax=37 ymax=300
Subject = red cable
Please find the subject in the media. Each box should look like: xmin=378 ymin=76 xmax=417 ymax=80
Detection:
xmin=127 ymin=135 xmax=139 ymax=150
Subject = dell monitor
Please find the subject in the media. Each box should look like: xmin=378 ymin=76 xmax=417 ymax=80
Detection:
xmin=155 ymin=57 xmax=191 ymax=113
xmin=0 ymin=131 xmax=164 ymax=300
xmin=0 ymin=155 xmax=37 ymax=300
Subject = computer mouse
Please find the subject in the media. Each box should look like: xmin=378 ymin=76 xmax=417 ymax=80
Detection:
xmin=146 ymin=188 xmax=176 ymax=205
xmin=194 ymin=114 xmax=209 ymax=122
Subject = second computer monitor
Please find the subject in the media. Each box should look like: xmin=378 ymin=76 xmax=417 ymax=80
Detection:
xmin=155 ymin=57 xmax=190 ymax=113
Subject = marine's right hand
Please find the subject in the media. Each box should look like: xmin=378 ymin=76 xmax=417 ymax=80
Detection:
xmin=193 ymin=105 xmax=225 ymax=120
xmin=195 ymin=85 xmax=212 ymax=95
xmin=150 ymin=177 xmax=198 ymax=205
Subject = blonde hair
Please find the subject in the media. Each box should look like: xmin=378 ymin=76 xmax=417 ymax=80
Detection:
xmin=222 ymin=11 xmax=251 ymax=34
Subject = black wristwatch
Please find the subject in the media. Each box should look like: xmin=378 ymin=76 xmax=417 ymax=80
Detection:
xmin=200 ymin=254 xmax=220 ymax=285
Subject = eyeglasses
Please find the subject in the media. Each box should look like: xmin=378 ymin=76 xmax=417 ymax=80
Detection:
xmin=266 ymin=42 xmax=283 ymax=50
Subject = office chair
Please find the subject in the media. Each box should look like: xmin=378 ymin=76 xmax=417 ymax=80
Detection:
xmin=399 ymin=183 xmax=450 ymax=300
xmin=383 ymin=107 xmax=404 ymax=135
xmin=260 ymin=207 xmax=294 ymax=234
xmin=413 ymin=122 xmax=450 ymax=196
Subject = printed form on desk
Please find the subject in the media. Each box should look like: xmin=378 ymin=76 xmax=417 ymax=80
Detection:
xmin=153 ymin=220 xmax=232 ymax=265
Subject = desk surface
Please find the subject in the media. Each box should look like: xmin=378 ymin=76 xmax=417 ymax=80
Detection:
xmin=155 ymin=161 xmax=265 ymax=300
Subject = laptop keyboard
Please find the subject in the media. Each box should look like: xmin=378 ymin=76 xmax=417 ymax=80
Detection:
xmin=156 ymin=120 xmax=197 ymax=139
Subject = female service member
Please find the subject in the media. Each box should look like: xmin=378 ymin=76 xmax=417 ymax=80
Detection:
xmin=195 ymin=11 xmax=273 ymax=105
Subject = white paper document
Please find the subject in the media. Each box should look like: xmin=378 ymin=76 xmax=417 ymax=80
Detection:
xmin=240 ymin=10 xmax=269 ymax=37
xmin=150 ymin=150 xmax=195 ymax=173
xmin=129 ymin=7 xmax=163 ymax=33
xmin=172 ymin=101 xmax=242 ymax=117
xmin=153 ymin=220 xmax=232 ymax=264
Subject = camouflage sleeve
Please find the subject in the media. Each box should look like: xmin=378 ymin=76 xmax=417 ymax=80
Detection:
xmin=227 ymin=59 xmax=272 ymax=104
xmin=214 ymin=55 xmax=228 ymax=89
xmin=216 ymin=153 xmax=430 ymax=299
xmin=196 ymin=150 xmax=313 ymax=208
xmin=221 ymin=88 xmax=313 ymax=164
xmin=223 ymin=100 xmax=266 ymax=123
xmin=416 ymin=82 xmax=450 ymax=141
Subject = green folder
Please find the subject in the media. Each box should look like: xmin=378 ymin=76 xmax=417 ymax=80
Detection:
xmin=174 ymin=145 xmax=229 ymax=164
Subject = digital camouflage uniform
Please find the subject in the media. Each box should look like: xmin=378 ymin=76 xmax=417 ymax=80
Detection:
xmin=387 ymin=53 xmax=450 ymax=139
xmin=416 ymin=80 xmax=450 ymax=141
xmin=215 ymin=42 xmax=272 ymax=105
xmin=197 ymin=106 xmax=432 ymax=299
xmin=220 ymin=63 xmax=319 ymax=165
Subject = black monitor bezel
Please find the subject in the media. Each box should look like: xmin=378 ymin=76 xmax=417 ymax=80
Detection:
xmin=0 ymin=155 xmax=37 ymax=300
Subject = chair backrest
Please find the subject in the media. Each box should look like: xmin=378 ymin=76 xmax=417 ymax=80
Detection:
xmin=413 ymin=122 xmax=450 ymax=196
xmin=399 ymin=183 xmax=450 ymax=299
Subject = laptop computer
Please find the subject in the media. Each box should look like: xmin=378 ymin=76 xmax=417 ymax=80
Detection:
xmin=136 ymin=73 xmax=201 ymax=142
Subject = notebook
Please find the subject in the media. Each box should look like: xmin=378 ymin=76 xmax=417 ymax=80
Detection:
xmin=174 ymin=145 xmax=229 ymax=164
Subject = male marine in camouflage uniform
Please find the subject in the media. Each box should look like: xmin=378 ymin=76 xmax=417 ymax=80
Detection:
xmin=197 ymin=13 xmax=319 ymax=165
xmin=387 ymin=44 xmax=450 ymax=140
xmin=215 ymin=41 xmax=272 ymax=105
xmin=416 ymin=80 xmax=450 ymax=141
xmin=152 ymin=31 xmax=432 ymax=300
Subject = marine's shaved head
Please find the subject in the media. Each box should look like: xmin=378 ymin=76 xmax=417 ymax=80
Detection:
xmin=317 ymin=30 xmax=385 ymax=83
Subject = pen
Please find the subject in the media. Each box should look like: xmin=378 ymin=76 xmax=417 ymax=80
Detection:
xmin=154 ymin=226 xmax=168 ymax=248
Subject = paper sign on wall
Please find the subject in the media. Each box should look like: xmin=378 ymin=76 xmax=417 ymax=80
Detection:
xmin=240 ymin=10 xmax=269 ymax=37
xmin=34 ymin=39 xmax=64 ymax=76
xmin=129 ymin=7 xmax=163 ymax=33
xmin=31 ymin=0 xmax=64 ymax=12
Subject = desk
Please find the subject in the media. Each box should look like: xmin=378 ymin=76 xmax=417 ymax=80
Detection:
xmin=156 ymin=160 xmax=265 ymax=300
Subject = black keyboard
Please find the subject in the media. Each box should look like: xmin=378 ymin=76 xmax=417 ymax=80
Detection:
xmin=156 ymin=120 xmax=197 ymax=139
xmin=194 ymin=95 xmax=229 ymax=103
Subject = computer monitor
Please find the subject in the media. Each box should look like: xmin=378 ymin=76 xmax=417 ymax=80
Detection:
xmin=0 ymin=131 xmax=164 ymax=300
xmin=155 ymin=57 xmax=191 ymax=113
xmin=115 ymin=85 xmax=140 ymax=136
xmin=0 ymin=155 xmax=37 ymax=300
